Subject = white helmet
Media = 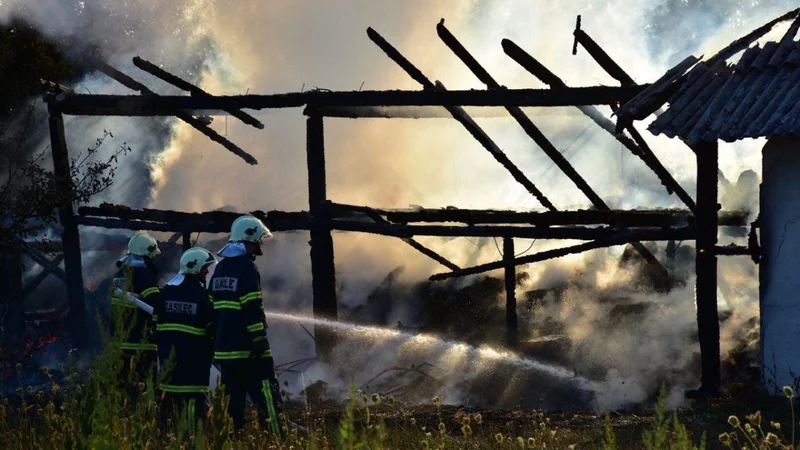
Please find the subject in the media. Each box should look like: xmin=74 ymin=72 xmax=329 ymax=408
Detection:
xmin=229 ymin=215 xmax=273 ymax=243
xmin=179 ymin=247 xmax=217 ymax=274
xmin=127 ymin=233 xmax=161 ymax=258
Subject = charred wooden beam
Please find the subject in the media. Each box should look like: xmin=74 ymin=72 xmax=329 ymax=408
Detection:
xmin=96 ymin=62 xmax=258 ymax=165
xmin=182 ymin=232 xmax=192 ymax=251
xmin=433 ymin=27 xmax=666 ymax=277
xmin=403 ymin=238 xmax=460 ymax=271
xmin=504 ymin=238 xmax=518 ymax=347
xmin=76 ymin=217 xmax=221 ymax=233
xmin=430 ymin=238 xmax=629 ymax=281
xmin=58 ymin=85 xmax=649 ymax=116
xmin=307 ymin=114 xmax=338 ymax=360
xmin=327 ymin=203 xmax=461 ymax=270
xmin=167 ymin=232 xmax=183 ymax=246
xmin=366 ymin=26 xmax=555 ymax=211
xmin=437 ymin=22 xmax=601 ymax=210
xmin=571 ymin=16 xmax=636 ymax=86
xmin=19 ymin=245 xmax=67 ymax=283
xmin=694 ymin=140 xmax=721 ymax=396
xmin=46 ymin=99 xmax=88 ymax=349
xmin=131 ymin=56 xmax=265 ymax=129
xmin=0 ymin=245 xmax=24 ymax=346
xmin=329 ymin=219 xmax=694 ymax=240
xmin=436 ymin=24 xmax=670 ymax=274
xmin=714 ymin=244 xmax=750 ymax=256
xmin=75 ymin=216 xmax=311 ymax=234
xmin=327 ymin=202 xmax=749 ymax=227
xmin=78 ymin=203 xmax=309 ymax=228
xmin=22 ymin=253 xmax=65 ymax=298
xmin=502 ymin=38 xmax=696 ymax=212
xmin=309 ymin=105 xmax=511 ymax=119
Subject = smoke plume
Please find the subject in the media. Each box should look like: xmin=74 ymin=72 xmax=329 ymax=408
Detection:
xmin=2 ymin=0 xmax=793 ymax=410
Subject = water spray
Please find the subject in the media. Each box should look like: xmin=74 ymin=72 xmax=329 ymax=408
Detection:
xmin=263 ymin=311 xmax=592 ymax=387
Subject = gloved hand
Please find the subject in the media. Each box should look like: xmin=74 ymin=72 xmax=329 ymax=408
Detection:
xmin=250 ymin=338 xmax=267 ymax=358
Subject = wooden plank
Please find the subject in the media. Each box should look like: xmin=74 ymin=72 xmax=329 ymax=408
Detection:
xmin=307 ymin=114 xmax=338 ymax=361
xmin=572 ymin=16 xmax=636 ymax=86
xmin=430 ymin=239 xmax=626 ymax=281
xmin=19 ymin=246 xmax=67 ymax=283
xmin=714 ymin=244 xmax=750 ymax=256
xmin=310 ymin=105 xmax=510 ymax=119
xmin=81 ymin=202 xmax=751 ymax=228
xmin=366 ymin=26 xmax=555 ymax=211
xmin=403 ymin=238 xmax=460 ymax=271
xmin=694 ymin=140 xmax=720 ymax=395
xmin=96 ymin=62 xmax=258 ymax=165
xmin=57 ymin=85 xmax=650 ymax=116
xmin=78 ymin=203 xmax=309 ymax=227
xmin=75 ymin=216 xmax=311 ymax=233
xmin=435 ymin=26 xmax=668 ymax=277
xmin=436 ymin=23 xmax=603 ymax=210
xmin=328 ymin=219 xmax=695 ymax=240
xmin=504 ymin=238 xmax=518 ymax=347
xmin=22 ymin=254 xmax=66 ymax=297
xmin=501 ymin=37 xmax=695 ymax=211
xmin=132 ymin=56 xmax=265 ymax=129
xmin=46 ymin=103 xmax=88 ymax=349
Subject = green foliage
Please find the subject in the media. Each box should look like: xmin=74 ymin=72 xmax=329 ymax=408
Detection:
xmin=0 ymin=20 xmax=129 ymax=251
xmin=603 ymin=412 xmax=617 ymax=450
xmin=1 ymin=347 xmax=798 ymax=450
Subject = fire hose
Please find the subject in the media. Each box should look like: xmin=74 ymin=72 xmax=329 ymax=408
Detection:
xmin=113 ymin=288 xmax=154 ymax=316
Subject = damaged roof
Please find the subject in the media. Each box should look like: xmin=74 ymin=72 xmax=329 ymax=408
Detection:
xmin=616 ymin=9 xmax=800 ymax=143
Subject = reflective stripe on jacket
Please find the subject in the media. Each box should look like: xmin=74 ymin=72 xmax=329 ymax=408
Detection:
xmin=208 ymin=255 xmax=269 ymax=362
xmin=110 ymin=264 xmax=160 ymax=352
xmin=153 ymin=274 xmax=214 ymax=393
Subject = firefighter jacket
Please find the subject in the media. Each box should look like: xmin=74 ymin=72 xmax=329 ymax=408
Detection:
xmin=153 ymin=273 xmax=214 ymax=394
xmin=208 ymin=255 xmax=269 ymax=363
xmin=110 ymin=257 xmax=160 ymax=352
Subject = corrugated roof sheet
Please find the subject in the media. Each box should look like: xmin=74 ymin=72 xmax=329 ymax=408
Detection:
xmin=632 ymin=11 xmax=800 ymax=142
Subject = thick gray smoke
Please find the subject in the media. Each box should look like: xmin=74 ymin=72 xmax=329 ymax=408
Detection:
xmin=2 ymin=0 xmax=794 ymax=411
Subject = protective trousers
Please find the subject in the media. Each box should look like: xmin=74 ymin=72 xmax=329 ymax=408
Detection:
xmin=119 ymin=350 xmax=158 ymax=402
xmin=219 ymin=357 xmax=283 ymax=434
xmin=159 ymin=392 xmax=207 ymax=430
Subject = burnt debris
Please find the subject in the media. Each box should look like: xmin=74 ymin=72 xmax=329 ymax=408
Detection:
xmin=19 ymin=10 xmax=776 ymax=395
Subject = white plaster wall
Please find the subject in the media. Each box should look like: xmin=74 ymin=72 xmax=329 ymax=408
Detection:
xmin=761 ymin=136 xmax=800 ymax=393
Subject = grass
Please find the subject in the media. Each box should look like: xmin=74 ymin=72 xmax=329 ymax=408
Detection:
xmin=1 ymin=326 xmax=799 ymax=449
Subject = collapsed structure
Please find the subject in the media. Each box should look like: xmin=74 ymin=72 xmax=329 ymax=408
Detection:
xmin=615 ymin=8 xmax=800 ymax=394
xmin=12 ymin=8 xmax=800 ymax=397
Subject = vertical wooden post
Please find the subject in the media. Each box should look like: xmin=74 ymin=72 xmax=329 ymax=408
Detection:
xmin=1 ymin=245 xmax=24 ymax=346
xmin=182 ymin=232 xmax=192 ymax=251
xmin=504 ymin=238 xmax=518 ymax=347
xmin=48 ymin=102 xmax=88 ymax=349
xmin=306 ymin=112 xmax=337 ymax=360
xmin=694 ymin=140 xmax=720 ymax=394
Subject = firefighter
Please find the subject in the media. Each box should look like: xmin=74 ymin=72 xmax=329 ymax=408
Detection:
xmin=209 ymin=215 xmax=283 ymax=434
xmin=110 ymin=232 xmax=161 ymax=400
xmin=153 ymin=246 xmax=217 ymax=428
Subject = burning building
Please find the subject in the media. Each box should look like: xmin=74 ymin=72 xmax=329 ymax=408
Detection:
xmin=3 ymin=1 xmax=798 ymax=410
